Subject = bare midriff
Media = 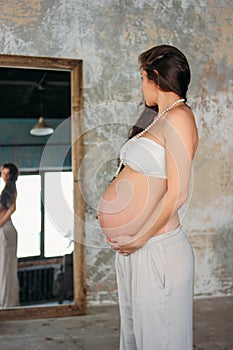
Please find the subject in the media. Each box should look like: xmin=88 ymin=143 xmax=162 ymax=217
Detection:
xmin=0 ymin=208 xmax=5 ymax=219
xmin=97 ymin=165 xmax=167 ymax=239
xmin=0 ymin=208 xmax=10 ymax=224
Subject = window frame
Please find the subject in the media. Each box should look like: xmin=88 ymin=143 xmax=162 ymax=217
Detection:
xmin=17 ymin=169 xmax=73 ymax=262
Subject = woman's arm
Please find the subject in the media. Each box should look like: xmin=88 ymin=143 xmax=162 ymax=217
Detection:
xmin=108 ymin=109 xmax=198 ymax=253
xmin=0 ymin=200 xmax=16 ymax=227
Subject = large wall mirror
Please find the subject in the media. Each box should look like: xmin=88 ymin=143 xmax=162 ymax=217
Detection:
xmin=0 ymin=55 xmax=86 ymax=320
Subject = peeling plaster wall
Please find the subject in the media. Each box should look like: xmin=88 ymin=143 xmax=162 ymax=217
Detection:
xmin=0 ymin=0 xmax=232 ymax=303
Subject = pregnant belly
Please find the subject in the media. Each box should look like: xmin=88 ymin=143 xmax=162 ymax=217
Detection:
xmin=97 ymin=166 xmax=166 ymax=238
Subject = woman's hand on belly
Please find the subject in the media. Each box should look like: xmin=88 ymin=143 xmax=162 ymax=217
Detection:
xmin=107 ymin=233 xmax=147 ymax=255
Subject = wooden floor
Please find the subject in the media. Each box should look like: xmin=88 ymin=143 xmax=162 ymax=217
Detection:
xmin=0 ymin=296 xmax=232 ymax=350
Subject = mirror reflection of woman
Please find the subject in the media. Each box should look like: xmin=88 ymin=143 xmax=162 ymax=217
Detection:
xmin=0 ymin=163 xmax=19 ymax=308
xmin=98 ymin=45 xmax=198 ymax=349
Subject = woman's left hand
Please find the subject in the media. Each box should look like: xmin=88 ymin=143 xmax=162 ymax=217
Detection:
xmin=107 ymin=235 xmax=145 ymax=255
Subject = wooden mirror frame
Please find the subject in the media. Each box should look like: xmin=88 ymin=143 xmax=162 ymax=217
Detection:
xmin=0 ymin=54 xmax=86 ymax=320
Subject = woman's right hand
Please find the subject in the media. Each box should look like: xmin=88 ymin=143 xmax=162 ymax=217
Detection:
xmin=107 ymin=234 xmax=147 ymax=255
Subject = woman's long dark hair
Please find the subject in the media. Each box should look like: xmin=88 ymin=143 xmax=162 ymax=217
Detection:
xmin=0 ymin=163 xmax=19 ymax=210
xmin=115 ymin=45 xmax=191 ymax=176
xmin=128 ymin=44 xmax=191 ymax=140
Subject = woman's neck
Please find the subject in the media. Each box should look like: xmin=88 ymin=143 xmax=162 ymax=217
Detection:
xmin=157 ymin=92 xmax=184 ymax=114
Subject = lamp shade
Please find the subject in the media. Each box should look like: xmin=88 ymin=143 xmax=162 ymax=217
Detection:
xmin=30 ymin=117 xmax=54 ymax=136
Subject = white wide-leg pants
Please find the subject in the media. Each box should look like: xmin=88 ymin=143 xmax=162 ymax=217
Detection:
xmin=115 ymin=225 xmax=194 ymax=350
xmin=0 ymin=220 xmax=19 ymax=308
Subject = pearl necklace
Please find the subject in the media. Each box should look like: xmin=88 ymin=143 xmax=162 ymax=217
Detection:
xmin=114 ymin=98 xmax=185 ymax=178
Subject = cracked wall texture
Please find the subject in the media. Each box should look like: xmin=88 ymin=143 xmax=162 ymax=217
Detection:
xmin=0 ymin=0 xmax=232 ymax=303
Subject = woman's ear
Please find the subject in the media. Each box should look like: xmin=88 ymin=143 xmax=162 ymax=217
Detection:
xmin=153 ymin=69 xmax=159 ymax=82
xmin=152 ymin=70 xmax=160 ymax=89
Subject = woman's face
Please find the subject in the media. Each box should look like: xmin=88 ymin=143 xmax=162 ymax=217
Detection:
xmin=141 ymin=70 xmax=158 ymax=106
xmin=1 ymin=167 xmax=10 ymax=183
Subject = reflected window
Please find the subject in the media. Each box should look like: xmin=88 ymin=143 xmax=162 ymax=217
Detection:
xmin=12 ymin=175 xmax=41 ymax=258
xmin=44 ymin=172 xmax=74 ymax=257
xmin=8 ymin=171 xmax=73 ymax=259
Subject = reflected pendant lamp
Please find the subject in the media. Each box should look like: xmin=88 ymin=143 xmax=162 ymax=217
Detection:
xmin=30 ymin=116 xmax=54 ymax=136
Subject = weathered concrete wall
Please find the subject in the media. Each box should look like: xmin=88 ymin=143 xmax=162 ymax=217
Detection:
xmin=0 ymin=0 xmax=232 ymax=302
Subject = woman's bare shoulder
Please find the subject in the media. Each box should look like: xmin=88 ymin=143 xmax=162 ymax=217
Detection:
xmin=166 ymin=105 xmax=196 ymax=123
xmin=166 ymin=106 xmax=198 ymax=136
xmin=164 ymin=106 xmax=199 ymax=156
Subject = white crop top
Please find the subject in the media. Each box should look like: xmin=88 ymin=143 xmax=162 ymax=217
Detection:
xmin=120 ymin=137 xmax=167 ymax=179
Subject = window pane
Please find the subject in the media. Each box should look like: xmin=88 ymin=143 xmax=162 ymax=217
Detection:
xmin=11 ymin=175 xmax=41 ymax=258
xmin=44 ymin=172 xmax=74 ymax=257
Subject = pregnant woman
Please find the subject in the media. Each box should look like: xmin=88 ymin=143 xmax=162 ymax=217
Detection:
xmin=0 ymin=163 xmax=19 ymax=308
xmin=98 ymin=45 xmax=198 ymax=349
